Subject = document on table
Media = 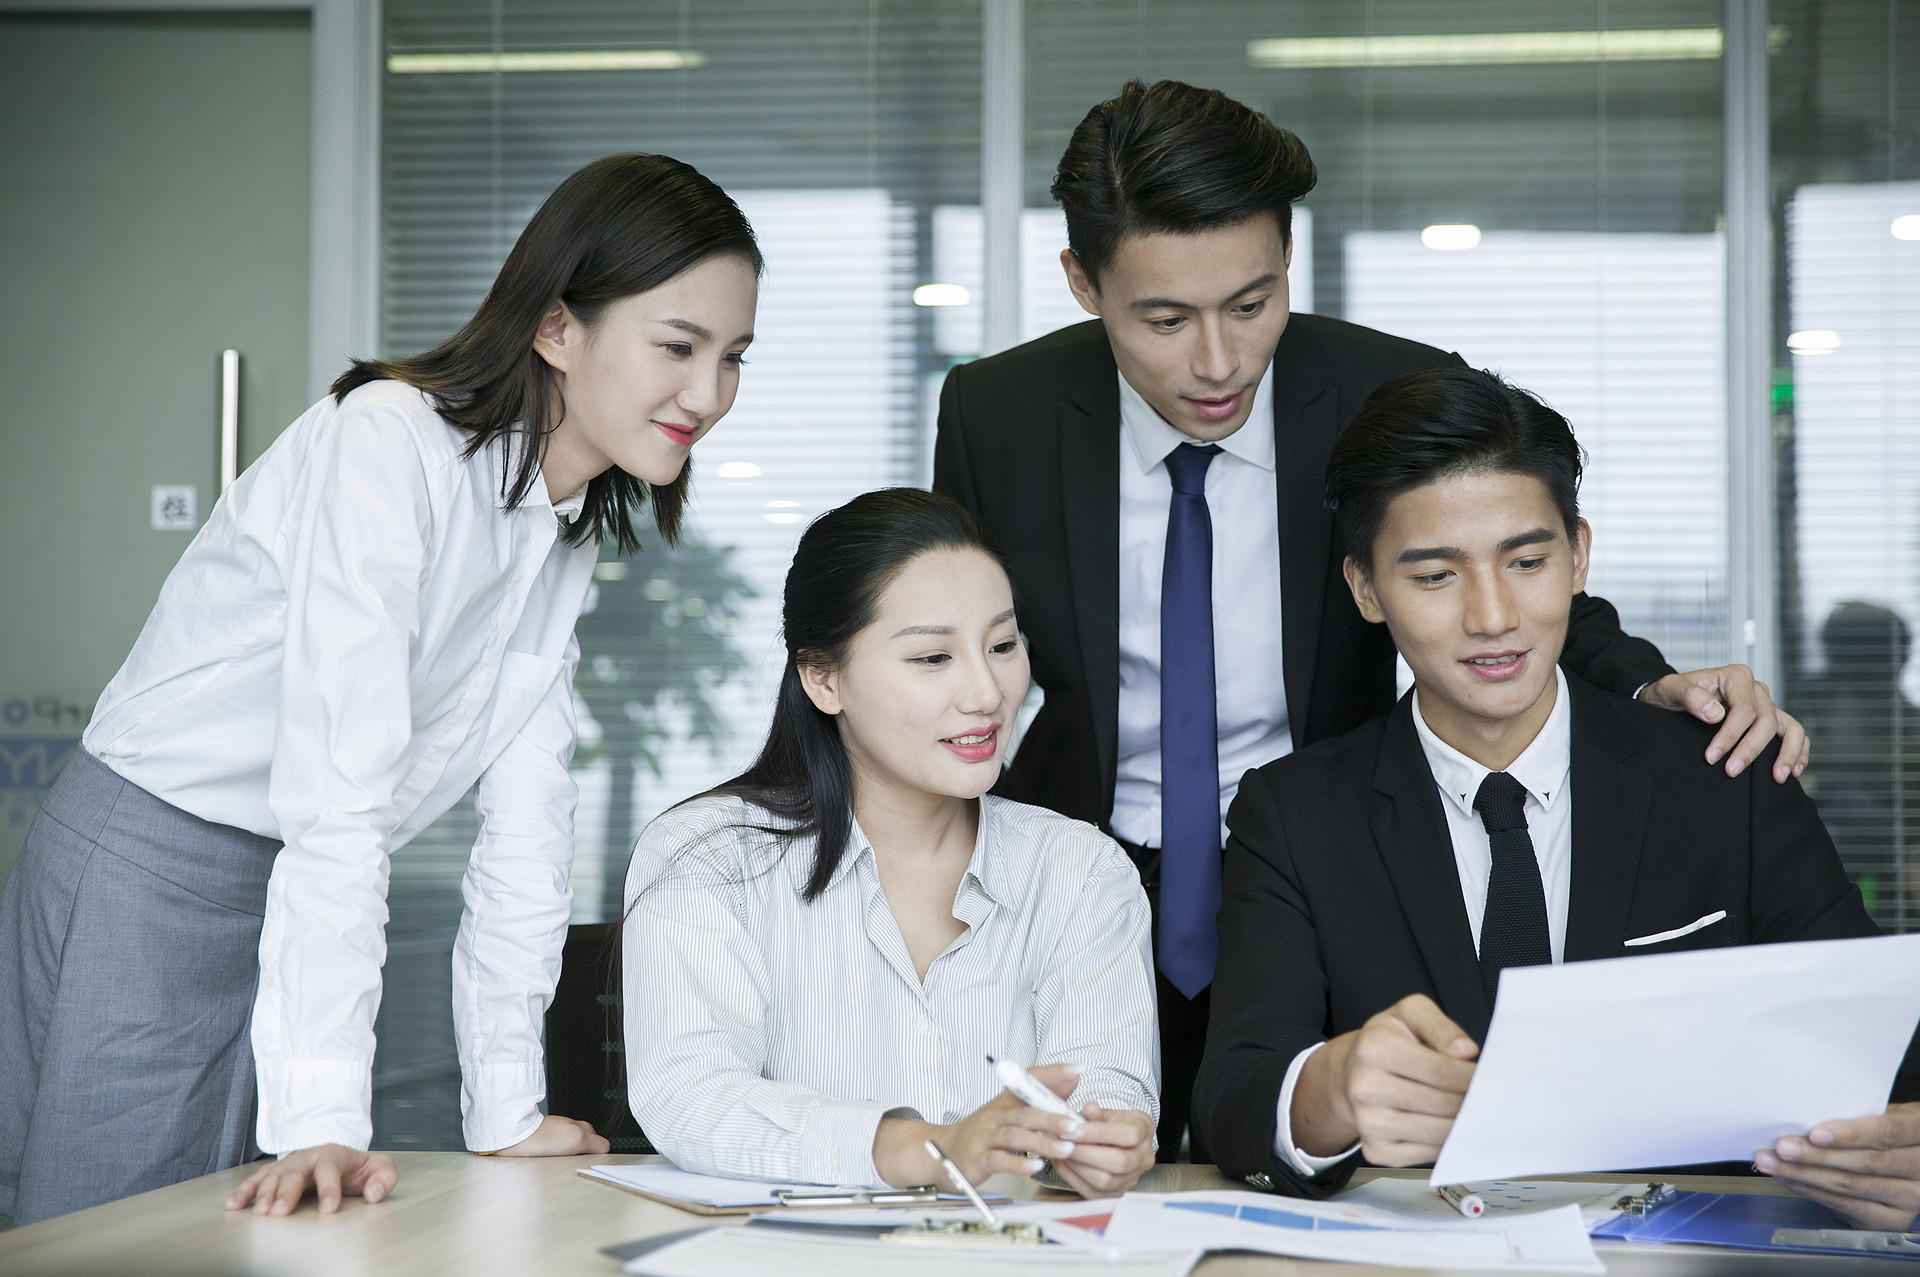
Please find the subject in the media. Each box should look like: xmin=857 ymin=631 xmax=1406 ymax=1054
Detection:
xmin=1432 ymin=932 xmax=1920 ymax=1185
xmin=623 ymin=1224 xmax=1203 ymax=1277
xmin=1101 ymin=1191 xmax=1602 ymax=1272
xmin=581 ymin=1163 xmax=1006 ymax=1212
xmin=1340 ymin=1178 xmax=1642 ymax=1227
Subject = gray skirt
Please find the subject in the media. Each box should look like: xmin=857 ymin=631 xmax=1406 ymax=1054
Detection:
xmin=0 ymin=750 xmax=281 ymax=1225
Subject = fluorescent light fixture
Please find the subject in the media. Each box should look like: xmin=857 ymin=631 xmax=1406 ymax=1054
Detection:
xmin=1893 ymin=215 xmax=1920 ymax=241
xmin=592 ymin=561 xmax=628 ymax=582
xmin=913 ymin=283 xmax=971 ymax=307
xmin=1787 ymin=329 xmax=1842 ymax=356
xmin=1421 ymin=224 xmax=1482 ymax=251
xmin=714 ymin=461 xmax=762 ymax=479
xmin=765 ymin=513 xmax=803 ymax=525
xmin=387 ymin=50 xmax=705 ymax=74
xmin=1248 ymin=28 xmax=1725 ymax=69
xmin=765 ymin=499 xmax=800 ymax=509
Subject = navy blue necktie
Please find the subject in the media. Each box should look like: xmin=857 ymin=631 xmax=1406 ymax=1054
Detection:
xmin=1473 ymin=771 xmax=1552 ymax=1006
xmin=1160 ymin=443 xmax=1223 ymax=999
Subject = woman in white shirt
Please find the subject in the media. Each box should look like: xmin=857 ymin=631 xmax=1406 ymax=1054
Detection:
xmin=0 ymin=153 xmax=760 ymax=1226
xmin=624 ymin=488 xmax=1159 ymax=1198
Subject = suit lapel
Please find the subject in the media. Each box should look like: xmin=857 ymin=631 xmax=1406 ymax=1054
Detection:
xmin=1564 ymin=679 xmax=1653 ymax=962
xmin=1368 ymin=696 xmax=1493 ymax=1038
xmin=1056 ymin=344 xmax=1123 ymax=806
xmin=1269 ymin=327 xmax=1339 ymax=745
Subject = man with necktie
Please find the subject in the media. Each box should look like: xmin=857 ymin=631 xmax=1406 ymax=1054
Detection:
xmin=933 ymin=79 xmax=1806 ymax=1160
xmin=1193 ymin=366 xmax=1920 ymax=1227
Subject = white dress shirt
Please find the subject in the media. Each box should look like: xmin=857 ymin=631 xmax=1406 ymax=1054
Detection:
xmin=622 ymin=793 xmax=1160 ymax=1187
xmin=83 ymin=379 xmax=598 ymax=1155
xmin=1271 ymin=669 xmax=1575 ymax=1175
xmin=1112 ymin=366 xmax=1290 ymax=848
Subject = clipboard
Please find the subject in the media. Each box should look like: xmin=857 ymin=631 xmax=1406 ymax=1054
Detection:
xmin=1589 ymin=1189 xmax=1857 ymax=1255
xmin=578 ymin=1164 xmax=1010 ymax=1216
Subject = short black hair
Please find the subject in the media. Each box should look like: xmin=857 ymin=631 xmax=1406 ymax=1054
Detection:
xmin=1326 ymin=367 xmax=1585 ymax=572
xmin=1051 ymin=79 xmax=1317 ymax=287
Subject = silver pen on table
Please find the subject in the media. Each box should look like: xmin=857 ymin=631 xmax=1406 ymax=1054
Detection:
xmin=923 ymin=1138 xmax=1002 ymax=1228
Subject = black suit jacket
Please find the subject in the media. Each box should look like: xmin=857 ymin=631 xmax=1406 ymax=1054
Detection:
xmin=1194 ymin=675 xmax=1920 ymax=1197
xmin=932 ymin=316 xmax=1674 ymax=834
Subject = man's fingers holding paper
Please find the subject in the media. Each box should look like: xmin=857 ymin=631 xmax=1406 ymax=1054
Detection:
xmin=1756 ymin=1103 xmax=1920 ymax=1229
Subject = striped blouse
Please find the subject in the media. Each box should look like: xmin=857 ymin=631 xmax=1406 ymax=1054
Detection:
xmin=622 ymin=792 xmax=1159 ymax=1187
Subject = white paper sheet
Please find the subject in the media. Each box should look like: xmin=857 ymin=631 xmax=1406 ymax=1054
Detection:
xmin=1341 ymin=1177 xmax=1638 ymax=1226
xmin=582 ymin=1163 xmax=1005 ymax=1209
xmin=1102 ymin=1191 xmax=1602 ymax=1272
xmin=623 ymin=1225 xmax=1203 ymax=1277
xmin=1432 ymin=932 xmax=1920 ymax=1184
xmin=582 ymin=1163 xmax=824 ymax=1208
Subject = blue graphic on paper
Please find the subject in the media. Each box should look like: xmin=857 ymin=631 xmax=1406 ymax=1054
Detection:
xmin=1167 ymin=1201 xmax=1383 ymax=1232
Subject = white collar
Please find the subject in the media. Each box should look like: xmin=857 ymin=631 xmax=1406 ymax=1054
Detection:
xmin=1412 ymin=666 xmax=1572 ymax=819
xmin=1118 ymin=363 xmax=1277 ymax=476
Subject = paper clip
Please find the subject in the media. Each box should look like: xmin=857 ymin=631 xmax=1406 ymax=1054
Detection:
xmin=883 ymin=1219 xmax=1047 ymax=1246
xmin=775 ymin=1185 xmax=939 ymax=1207
xmin=1613 ymin=1183 xmax=1678 ymax=1217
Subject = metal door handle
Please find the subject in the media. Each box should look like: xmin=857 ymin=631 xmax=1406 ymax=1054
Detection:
xmin=220 ymin=349 xmax=240 ymax=492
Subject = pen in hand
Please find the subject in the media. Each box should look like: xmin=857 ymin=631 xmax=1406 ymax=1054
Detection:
xmin=986 ymin=1053 xmax=1082 ymax=1118
xmin=924 ymin=1138 xmax=1002 ymax=1228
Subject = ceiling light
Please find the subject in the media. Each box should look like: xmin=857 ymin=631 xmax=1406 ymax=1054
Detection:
xmin=913 ymin=284 xmax=971 ymax=307
xmin=714 ymin=461 xmax=761 ymax=479
xmin=387 ymin=50 xmax=705 ymax=74
xmin=1421 ymin=224 xmax=1482 ymax=251
xmin=765 ymin=513 xmax=803 ymax=525
xmin=1248 ymin=28 xmax=1725 ymax=69
xmin=1893 ymin=215 xmax=1920 ymax=241
xmin=1787 ymin=330 xmax=1842 ymax=356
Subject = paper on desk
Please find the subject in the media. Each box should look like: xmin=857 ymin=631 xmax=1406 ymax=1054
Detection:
xmin=582 ymin=1163 xmax=821 ymax=1208
xmin=623 ymin=1224 xmax=1202 ymax=1277
xmin=582 ymin=1162 xmax=1006 ymax=1210
xmin=753 ymin=1200 xmax=1149 ymax=1255
xmin=1101 ymin=1191 xmax=1603 ymax=1272
xmin=1341 ymin=1178 xmax=1639 ymax=1226
xmin=1432 ymin=932 xmax=1920 ymax=1185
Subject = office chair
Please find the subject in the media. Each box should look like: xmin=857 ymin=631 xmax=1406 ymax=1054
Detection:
xmin=544 ymin=921 xmax=653 ymax=1153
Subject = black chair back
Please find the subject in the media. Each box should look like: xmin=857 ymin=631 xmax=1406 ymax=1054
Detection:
xmin=544 ymin=921 xmax=652 ymax=1153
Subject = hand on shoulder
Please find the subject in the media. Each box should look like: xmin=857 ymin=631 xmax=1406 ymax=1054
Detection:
xmin=1636 ymin=665 xmax=1809 ymax=783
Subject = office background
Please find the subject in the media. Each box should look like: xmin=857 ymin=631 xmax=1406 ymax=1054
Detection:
xmin=0 ymin=0 xmax=1915 ymax=1153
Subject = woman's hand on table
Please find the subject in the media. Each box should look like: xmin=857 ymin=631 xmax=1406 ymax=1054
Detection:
xmin=491 ymin=1114 xmax=613 ymax=1157
xmin=874 ymin=1062 xmax=1089 ymax=1191
xmin=1048 ymin=1101 xmax=1154 ymax=1198
xmin=225 ymin=1145 xmax=399 ymax=1216
xmin=1756 ymin=1101 xmax=1920 ymax=1230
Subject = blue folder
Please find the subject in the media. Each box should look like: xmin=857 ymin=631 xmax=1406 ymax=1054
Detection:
xmin=1590 ymin=1190 xmax=1914 ymax=1258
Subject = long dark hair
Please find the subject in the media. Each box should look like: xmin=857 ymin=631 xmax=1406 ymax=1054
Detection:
xmin=332 ymin=153 xmax=761 ymax=553
xmin=709 ymin=488 xmax=1011 ymax=901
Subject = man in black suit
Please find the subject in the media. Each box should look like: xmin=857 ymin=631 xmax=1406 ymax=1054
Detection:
xmin=1193 ymin=367 xmax=1920 ymax=1228
xmin=933 ymin=79 xmax=1805 ymax=1159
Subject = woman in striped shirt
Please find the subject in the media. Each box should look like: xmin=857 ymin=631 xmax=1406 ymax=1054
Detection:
xmin=624 ymin=488 xmax=1158 ymax=1198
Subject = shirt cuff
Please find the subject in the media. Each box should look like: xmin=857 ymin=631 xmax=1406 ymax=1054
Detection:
xmin=254 ymin=1059 xmax=373 ymax=1155
xmin=461 ymin=1061 xmax=547 ymax=1153
xmin=1272 ymin=1042 xmax=1361 ymax=1178
xmin=797 ymin=1099 xmax=899 ymax=1187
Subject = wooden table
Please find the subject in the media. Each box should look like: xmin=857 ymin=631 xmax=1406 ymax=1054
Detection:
xmin=2 ymin=1154 xmax=1908 ymax=1276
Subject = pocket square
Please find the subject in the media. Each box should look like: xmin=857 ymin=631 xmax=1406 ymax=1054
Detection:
xmin=1624 ymin=909 xmax=1728 ymax=947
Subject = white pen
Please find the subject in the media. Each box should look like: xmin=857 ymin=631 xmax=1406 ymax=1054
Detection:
xmin=986 ymin=1054 xmax=1082 ymax=1120
xmin=1437 ymin=1183 xmax=1485 ymax=1218
xmin=923 ymin=1138 xmax=1002 ymax=1228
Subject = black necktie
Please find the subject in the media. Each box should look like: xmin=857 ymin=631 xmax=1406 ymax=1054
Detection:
xmin=1473 ymin=771 xmax=1551 ymax=1006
